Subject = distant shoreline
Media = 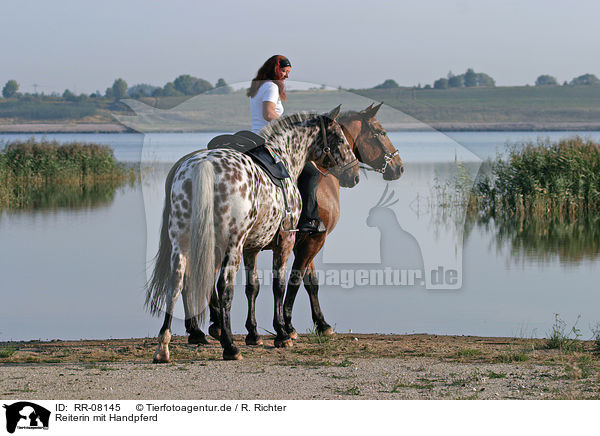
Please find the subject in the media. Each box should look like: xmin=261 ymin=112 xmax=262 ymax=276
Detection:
xmin=1 ymin=121 xmax=600 ymax=134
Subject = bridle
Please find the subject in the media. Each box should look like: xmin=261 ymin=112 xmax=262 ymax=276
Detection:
xmin=314 ymin=116 xmax=359 ymax=177
xmin=358 ymin=127 xmax=399 ymax=174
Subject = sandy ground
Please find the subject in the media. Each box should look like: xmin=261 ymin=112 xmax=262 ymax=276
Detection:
xmin=1 ymin=334 xmax=599 ymax=400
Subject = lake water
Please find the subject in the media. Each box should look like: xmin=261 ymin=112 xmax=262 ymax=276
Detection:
xmin=1 ymin=131 xmax=600 ymax=342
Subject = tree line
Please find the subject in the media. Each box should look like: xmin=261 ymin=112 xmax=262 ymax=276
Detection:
xmin=372 ymin=69 xmax=600 ymax=90
xmin=1 ymin=75 xmax=233 ymax=100
xmin=3 ymin=70 xmax=600 ymax=101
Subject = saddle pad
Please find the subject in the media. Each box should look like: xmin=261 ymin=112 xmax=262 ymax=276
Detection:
xmin=245 ymin=146 xmax=290 ymax=185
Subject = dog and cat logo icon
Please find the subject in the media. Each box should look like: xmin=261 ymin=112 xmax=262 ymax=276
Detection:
xmin=3 ymin=402 xmax=50 ymax=433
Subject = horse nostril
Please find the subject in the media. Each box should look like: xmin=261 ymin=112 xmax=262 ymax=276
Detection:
xmin=354 ymin=175 xmax=360 ymax=185
xmin=400 ymin=165 xmax=405 ymax=174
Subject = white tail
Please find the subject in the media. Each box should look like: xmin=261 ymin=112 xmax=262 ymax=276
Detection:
xmin=188 ymin=160 xmax=216 ymax=321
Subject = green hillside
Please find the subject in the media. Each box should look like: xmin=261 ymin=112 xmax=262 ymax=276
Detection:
xmin=2 ymin=86 xmax=600 ymax=131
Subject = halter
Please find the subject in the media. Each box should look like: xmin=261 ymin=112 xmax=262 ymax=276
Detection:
xmin=314 ymin=116 xmax=359 ymax=177
xmin=359 ymin=129 xmax=399 ymax=174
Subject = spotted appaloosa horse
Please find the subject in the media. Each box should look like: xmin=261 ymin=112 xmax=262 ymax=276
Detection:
xmin=201 ymin=103 xmax=404 ymax=345
xmin=146 ymin=106 xmax=360 ymax=361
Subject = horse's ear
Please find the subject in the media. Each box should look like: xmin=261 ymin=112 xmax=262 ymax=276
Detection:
xmin=327 ymin=105 xmax=342 ymax=122
xmin=364 ymin=102 xmax=384 ymax=119
xmin=361 ymin=103 xmax=375 ymax=114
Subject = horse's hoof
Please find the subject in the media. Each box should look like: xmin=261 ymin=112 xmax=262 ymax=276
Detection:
xmin=319 ymin=326 xmax=335 ymax=337
xmin=223 ymin=351 xmax=243 ymax=361
xmin=245 ymin=336 xmax=263 ymax=346
xmin=288 ymin=330 xmax=298 ymax=340
xmin=274 ymin=338 xmax=293 ymax=348
xmin=152 ymin=353 xmax=170 ymax=364
xmin=188 ymin=333 xmax=209 ymax=345
xmin=208 ymin=324 xmax=221 ymax=341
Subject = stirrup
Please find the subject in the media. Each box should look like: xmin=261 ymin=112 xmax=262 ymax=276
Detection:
xmin=298 ymin=219 xmax=326 ymax=234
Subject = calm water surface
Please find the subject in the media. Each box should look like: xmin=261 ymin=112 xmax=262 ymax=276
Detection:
xmin=1 ymin=131 xmax=599 ymax=341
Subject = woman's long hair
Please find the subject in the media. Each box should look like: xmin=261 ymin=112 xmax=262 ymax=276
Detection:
xmin=247 ymin=54 xmax=289 ymax=101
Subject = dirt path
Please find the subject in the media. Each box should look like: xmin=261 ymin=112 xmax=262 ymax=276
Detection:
xmin=1 ymin=334 xmax=599 ymax=400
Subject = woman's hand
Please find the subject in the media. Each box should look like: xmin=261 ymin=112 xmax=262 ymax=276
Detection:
xmin=262 ymin=101 xmax=279 ymax=121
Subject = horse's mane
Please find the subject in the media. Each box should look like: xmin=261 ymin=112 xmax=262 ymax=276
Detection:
xmin=258 ymin=111 xmax=320 ymax=141
xmin=260 ymin=110 xmax=367 ymax=141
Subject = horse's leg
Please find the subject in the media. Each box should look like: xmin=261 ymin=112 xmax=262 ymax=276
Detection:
xmin=304 ymin=261 xmax=334 ymax=336
xmin=153 ymin=252 xmax=186 ymax=363
xmin=243 ymin=250 xmax=263 ymax=346
xmin=183 ymin=277 xmax=209 ymax=345
xmin=273 ymin=236 xmax=295 ymax=348
xmin=217 ymin=250 xmax=243 ymax=360
xmin=283 ymin=255 xmax=310 ymax=340
xmin=207 ymin=292 xmax=221 ymax=340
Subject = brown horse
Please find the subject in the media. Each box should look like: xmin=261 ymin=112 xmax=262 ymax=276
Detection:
xmin=282 ymin=103 xmax=404 ymax=339
xmin=199 ymin=102 xmax=404 ymax=344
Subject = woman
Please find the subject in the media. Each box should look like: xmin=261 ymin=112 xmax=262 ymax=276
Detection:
xmin=247 ymin=55 xmax=325 ymax=233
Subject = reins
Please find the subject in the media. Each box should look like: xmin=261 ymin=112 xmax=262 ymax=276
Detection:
xmin=314 ymin=116 xmax=359 ymax=177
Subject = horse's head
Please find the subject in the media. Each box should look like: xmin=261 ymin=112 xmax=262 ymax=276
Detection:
xmin=340 ymin=103 xmax=404 ymax=181
xmin=310 ymin=105 xmax=360 ymax=188
xmin=366 ymin=184 xmax=400 ymax=228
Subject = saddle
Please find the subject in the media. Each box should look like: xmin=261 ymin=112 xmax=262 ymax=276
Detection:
xmin=207 ymin=130 xmax=290 ymax=188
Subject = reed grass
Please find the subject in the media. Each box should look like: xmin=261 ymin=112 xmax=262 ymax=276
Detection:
xmin=435 ymin=137 xmax=600 ymax=263
xmin=472 ymin=136 xmax=600 ymax=220
xmin=0 ymin=138 xmax=134 ymax=209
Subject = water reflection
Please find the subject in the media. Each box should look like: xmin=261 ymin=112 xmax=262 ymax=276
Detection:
xmin=6 ymin=178 xmax=134 ymax=211
xmin=467 ymin=214 xmax=600 ymax=265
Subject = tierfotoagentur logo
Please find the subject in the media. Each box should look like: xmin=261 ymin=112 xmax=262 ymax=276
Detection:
xmin=2 ymin=402 xmax=50 ymax=434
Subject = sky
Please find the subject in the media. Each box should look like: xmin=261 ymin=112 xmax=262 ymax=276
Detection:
xmin=1 ymin=0 xmax=599 ymax=94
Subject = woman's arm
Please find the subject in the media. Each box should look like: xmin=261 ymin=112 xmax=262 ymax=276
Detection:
xmin=262 ymin=101 xmax=280 ymax=121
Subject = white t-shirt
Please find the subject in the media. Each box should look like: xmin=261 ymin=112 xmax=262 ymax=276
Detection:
xmin=249 ymin=81 xmax=284 ymax=133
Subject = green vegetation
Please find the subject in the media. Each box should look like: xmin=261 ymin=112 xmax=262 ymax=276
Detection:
xmin=355 ymin=85 xmax=600 ymax=123
xmin=0 ymin=346 xmax=16 ymax=358
xmin=456 ymin=137 xmax=600 ymax=263
xmin=570 ymin=73 xmax=600 ymax=86
xmin=473 ymin=137 xmax=600 ymax=219
xmin=434 ymin=68 xmax=496 ymax=88
xmin=337 ymin=385 xmax=362 ymax=396
xmin=0 ymin=97 xmax=102 ymax=120
xmin=1 ymin=71 xmax=600 ymax=129
xmin=496 ymin=347 xmax=531 ymax=363
xmin=536 ymin=74 xmax=558 ymax=86
xmin=546 ymin=314 xmax=583 ymax=352
xmin=454 ymin=349 xmax=483 ymax=358
xmin=374 ymin=79 xmax=400 ymax=89
xmin=0 ymin=139 xmax=134 ymax=209
xmin=111 ymin=78 xmax=128 ymax=99
xmin=592 ymin=324 xmax=600 ymax=351
xmin=2 ymin=80 xmax=19 ymax=98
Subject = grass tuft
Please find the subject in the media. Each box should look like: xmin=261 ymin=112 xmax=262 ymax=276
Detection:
xmin=0 ymin=346 xmax=16 ymax=358
xmin=546 ymin=314 xmax=583 ymax=352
